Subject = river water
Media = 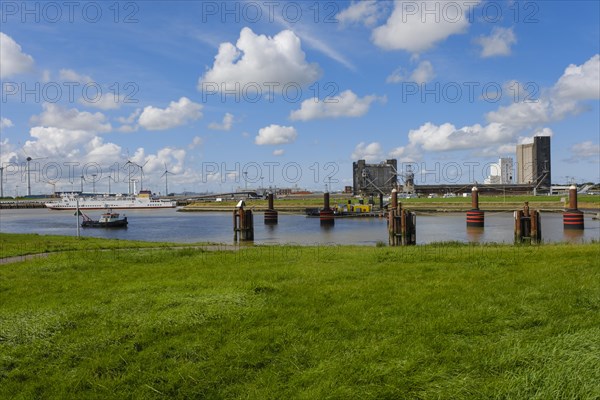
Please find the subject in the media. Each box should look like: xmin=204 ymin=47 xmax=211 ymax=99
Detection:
xmin=1 ymin=208 xmax=598 ymax=245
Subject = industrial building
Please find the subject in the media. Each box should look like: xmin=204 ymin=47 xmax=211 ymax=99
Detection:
xmin=352 ymin=159 xmax=398 ymax=196
xmin=516 ymin=136 xmax=551 ymax=191
xmin=485 ymin=157 xmax=514 ymax=185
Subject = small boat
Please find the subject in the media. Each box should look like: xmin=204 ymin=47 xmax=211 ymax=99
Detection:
xmin=305 ymin=205 xmax=382 ymax=219
xmin=81 ymin=209 xmax=128 ymax=228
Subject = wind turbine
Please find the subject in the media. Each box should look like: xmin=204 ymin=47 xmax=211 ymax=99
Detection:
xmin=161 ymin=163 xmax=175 ymax=196
xmin=139 ymin=160 xmax=149 ymax=191
xmin=105 ymin=175 xmax=115 ymax=194
xmin=0 ymin=165 xmax=4 ymax=198
xmin=125 ymin=160 xmax=136 ymax=194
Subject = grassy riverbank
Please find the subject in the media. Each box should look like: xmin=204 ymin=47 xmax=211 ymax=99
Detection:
xmin=1 ymin=234 xmax=599 ymax=399
xmin=182 ymin=194 xmax=599 ymax=212
xmin=0 ymin=233 xmax=189 ymax=258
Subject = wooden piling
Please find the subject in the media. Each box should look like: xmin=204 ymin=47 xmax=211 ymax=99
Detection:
xmin=514 ymin=202 xmax=541 ymax=244
xmin=233 ymin=202 xmax=254 ymax=241
xmin=319 ymin=192 xmax=334 ymax=226
xmin=388 ymin=196 xmax=416 ymax=246
xmin=264 ymin=192 xmax=278 ymax=224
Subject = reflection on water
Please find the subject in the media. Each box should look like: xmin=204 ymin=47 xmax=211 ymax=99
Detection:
xmin=562 ymin=229 xmax=586 ymax=244
xmin=466 ymin=226 xmax=485 ymax=243
xmin=1 ymin=208 xmax=598 ymax=245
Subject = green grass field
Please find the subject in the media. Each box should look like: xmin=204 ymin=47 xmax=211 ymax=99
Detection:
xmin=1 ymin=234 xmax=599 ymax=399
xmin=185 ymin=194 xmax=600 ymax=210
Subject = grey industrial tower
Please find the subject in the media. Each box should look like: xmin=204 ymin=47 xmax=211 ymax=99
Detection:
xmin=516 ymin=136 xmax=551 ymax=192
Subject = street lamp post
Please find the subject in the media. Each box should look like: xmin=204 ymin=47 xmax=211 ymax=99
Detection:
xmin=107 ymin=176 xmax=115 ymax=194
xmin=26 ymin=157 xmax=32 ymax=196
xmin=92 ymin=174 xmax=97 ymax=194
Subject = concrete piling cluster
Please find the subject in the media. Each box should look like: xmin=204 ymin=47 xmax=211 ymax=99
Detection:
xmin=229 ymin=185 xmax=588 ymax=245
xmin=514 ymin=202 xmax=541 ymax=244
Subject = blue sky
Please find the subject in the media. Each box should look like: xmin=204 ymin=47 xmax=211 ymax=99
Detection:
xmin=1 ymin=0 xmax=599 ymax=195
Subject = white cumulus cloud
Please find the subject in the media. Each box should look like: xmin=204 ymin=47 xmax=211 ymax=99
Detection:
xmin=24 ymin=126 xmax=95 ymax=159
xmin=390 ymin=56 xmax=600 ymax=161
xmin=565 ymin=141 xmax=600 ymax=163
xmin=0 ymin=33 xmax=34 ymax=78
xmin=198 ymin=27 xmax=321 ymax=94
xmin=337 ymin=0 xmax=384 ymax=27
xmin=138 ymin=97 xmax=203 ymax=131
xmin=487 ymin=55 xmax=600 ymax=129
xmin=372 ymin=1 xmax=475 ymax=52
xmin=85 ymin=136 xmax=123 ymax=163
xmin=0 ymin=138 xmax=18 ymax=165
xmin=130 ymin=147 xmax=187 ymax=176
xmin=486 ymin=99 xmax=554 ymax=129
xmin=58 ymin=68 xmax=92 ymax=83
xmin=351 ymin=142 xmax=384 ymax=162
xmin=389 ymin=144 xmax=421 ymax=163
xmin=80 ymin=94 xmax=124 ymax=110
xmin=189 ymin=136 xmax=203 ymax=149
xmin=255 ymin=125 xmax=297 ymax=145
xmin=290 ymin=90 xmax=385 ymax=121
xmin=56 ymin=69 xmax=124 ymax=110
xmin=387 ymin=60 xmax=435 ymax=84
xmin=30 ymin=103 xmax=112 ymax=133
xmin=553 ymin=54 xmax=600 ymax=100
xmin=0 ymin=117 xmax=13 ymax=131
xmin=476 ymin=27 xmax=517 ymax=58
xmin=406 ymin=122 xmax=514 ymax=152
xmin=208 ymin=113 xmax=234 ymax=131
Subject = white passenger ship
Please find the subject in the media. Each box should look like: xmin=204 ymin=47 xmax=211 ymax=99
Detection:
xmin=45 ymin=190 xmax=177 ymax=210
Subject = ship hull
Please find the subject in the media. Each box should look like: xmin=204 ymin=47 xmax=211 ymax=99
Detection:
xmin=46 ymin=204 xmax=176 ymax=210
xmin=45 ymin=198 xmax=177 ymax=210
xmin=82 ymin=219 xmax=128 ymax=228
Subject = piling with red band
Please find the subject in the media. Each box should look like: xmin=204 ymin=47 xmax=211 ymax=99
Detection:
xmin=563 ymin=212 xmax=584 ymax=230
xmin=563 ymin=185 xmax=584 ymax=230
xmin=466 ymin=186 xmax=484 ymax=228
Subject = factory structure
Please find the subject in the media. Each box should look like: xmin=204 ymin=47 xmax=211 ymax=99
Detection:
xmin=516 ymin=136 xmax=551 ymax=190
xmin=484 ymin=157 xmax=514 ymax=185
xmin=352 ymin=159 xmax=399 ymax=196
xmin=352 ymin=136 xmax=552 ymax=196
xmin=483 ymin=136 xmax=551 ymax=192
